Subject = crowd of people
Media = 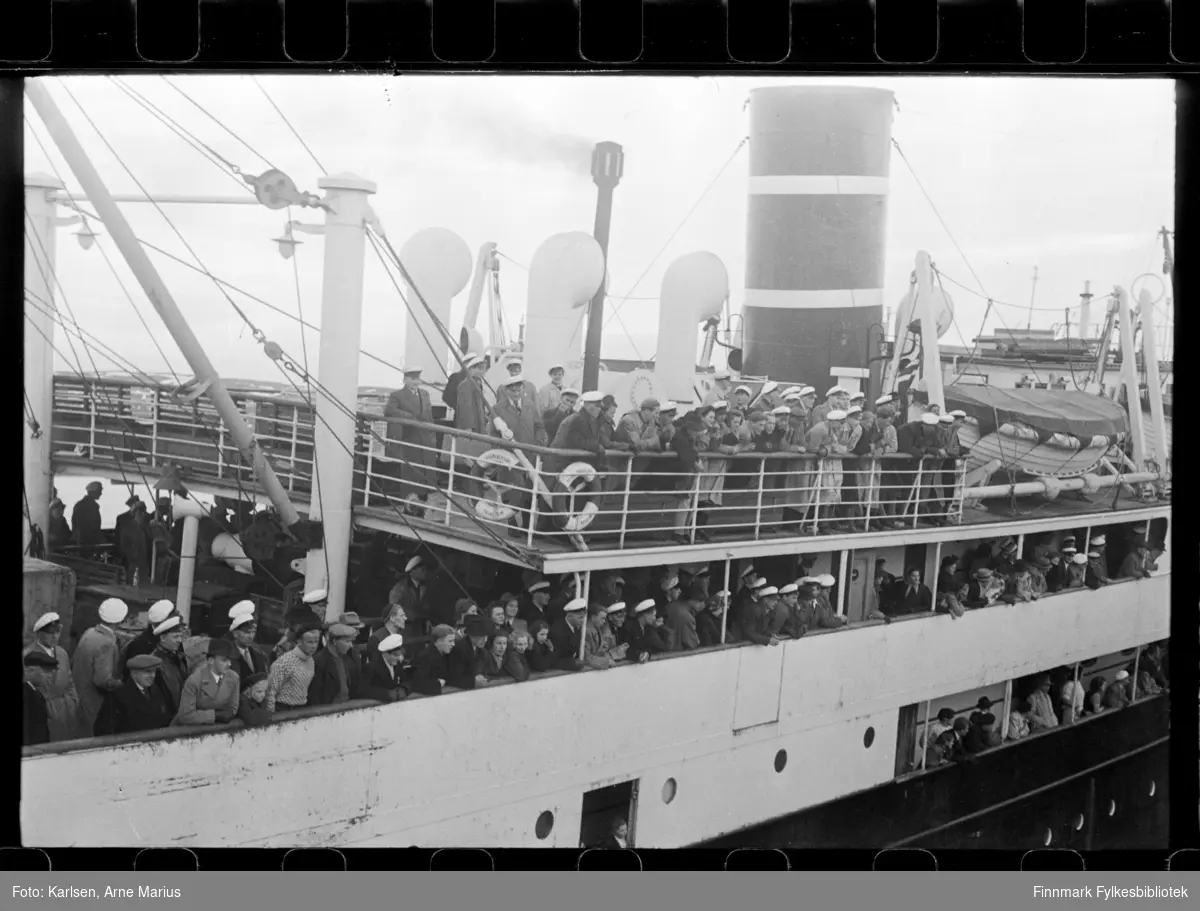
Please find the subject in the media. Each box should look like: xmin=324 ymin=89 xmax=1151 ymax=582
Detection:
xmin=384 ymin=357 xmax=970 ymax=541
xmin=918 ymin=642 xmax=1170 ymax=771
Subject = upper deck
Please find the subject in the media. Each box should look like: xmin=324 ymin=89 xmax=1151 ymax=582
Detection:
xmin=48 ymin=375 xmax=1169 ymax=572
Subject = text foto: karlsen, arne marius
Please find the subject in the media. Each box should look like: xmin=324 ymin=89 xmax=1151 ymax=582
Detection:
xmin=13 ymin=886 xmax=183 ymax=899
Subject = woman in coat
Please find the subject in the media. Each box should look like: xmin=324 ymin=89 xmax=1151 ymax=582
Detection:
xmin=23 ymin=614 xmax=82 ymax=741
xmin=504 ymin=631 xmax=533 ymax=681
xmin=478 ymin=632 xmax=511 ymax=680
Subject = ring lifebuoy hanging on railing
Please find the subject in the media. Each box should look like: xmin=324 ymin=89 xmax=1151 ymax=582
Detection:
xmin=473 ymin=449 xmax=521 ymax=521
xmin=551 ymin=462 xmax=600 ymax=533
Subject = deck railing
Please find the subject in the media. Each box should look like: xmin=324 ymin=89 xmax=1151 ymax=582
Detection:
xmin=51 ymin=375 xmax=969 ymax=548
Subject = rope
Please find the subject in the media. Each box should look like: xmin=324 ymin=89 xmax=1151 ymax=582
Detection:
xmin=250 ymin=76 xmax=326 ymax=174
xmin=365 ymin=232 xmax=452 ymax=383
xmin=158 ymin=75 xmax=278 ymax=172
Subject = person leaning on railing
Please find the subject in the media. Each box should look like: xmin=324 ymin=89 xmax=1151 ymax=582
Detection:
xmin=548 ymin=390 xmax=607 ymax=475
xmin=624 ymin=599 xmax=669 ymax=662
xmin=265 ymin=624 xmax=321 ymax=712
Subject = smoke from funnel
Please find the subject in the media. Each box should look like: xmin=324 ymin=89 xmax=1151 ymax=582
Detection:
xmin=455 ymin=106 xmax=596 ymax=174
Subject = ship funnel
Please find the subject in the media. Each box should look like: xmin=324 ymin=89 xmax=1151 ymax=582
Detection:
xmin=522 ymin=231 xmax=605 ymax=392
xmin=400 ymin=228 xmax=473 ymax=376
xmin=742 ymin=86 xmax=894 ymax=395
xmin=654 ymin=252 xmax=729 ymax=401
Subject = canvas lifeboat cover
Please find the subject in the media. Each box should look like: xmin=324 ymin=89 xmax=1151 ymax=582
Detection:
xmin=943 ymin=387 xmax=1128 ymax=444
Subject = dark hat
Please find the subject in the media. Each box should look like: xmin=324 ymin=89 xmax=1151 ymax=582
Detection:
xmin=465 ymin=616 xmax=492 ymax=638
xmin=126 ymin=653 xmax=162 ymax=671
xmin=976 ymin=696 xmax=993 ymax=710
xmin=952 ymin=717 xmax=970 ymax=732
xmin=936 ymin=708 xmax=955 ymax=721
xmin=207 ymin=638 xmax=234 ymax=659
xmin=685 ymin=584 xmax=707 ymax=601
xmin=24 ymin=651 xmax=58 ymax=669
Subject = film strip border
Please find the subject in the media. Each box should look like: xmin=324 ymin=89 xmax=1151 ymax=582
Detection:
xmin=2 ymin=846 xmax=1200 ymax=871
xmin=1 ymin=0 xmax=1199 ymax=68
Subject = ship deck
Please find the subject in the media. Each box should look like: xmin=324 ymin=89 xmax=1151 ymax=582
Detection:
xmin=49 ymin=374 xmax=1170 ymax=573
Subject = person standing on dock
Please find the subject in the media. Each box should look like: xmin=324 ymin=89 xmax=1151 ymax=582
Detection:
xmin=23 ymin=613 xmax=81 ymax=742
xmin=72 ymin=598 xmax=128 ymax=735
xmin=71 ymin=481 xmax=105 ymax=559
xmin=384 ymin=366 xmax=437 ymax=513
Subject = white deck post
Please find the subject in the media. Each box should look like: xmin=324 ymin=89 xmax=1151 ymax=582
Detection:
xmin=1137 ymin=288 xmax=1170 ymax=488
xmin=720 ymin=555 xmax=731 ymax=644
xmin=23 ymin=171 xmax=63 ymax=556
xmin=304 ymin=173 xmax=375 ymax=623
xmin=1115 ymin=287 xmax=1148 ymax=473
xmin=1000 ymin=679 xmax=1013 ymax=739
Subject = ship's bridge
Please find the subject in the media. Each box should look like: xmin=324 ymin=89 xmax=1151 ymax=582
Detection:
xmin=48 ymin=375 xmax=1168 ymax=573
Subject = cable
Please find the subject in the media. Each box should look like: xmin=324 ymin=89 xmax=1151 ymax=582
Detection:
xmin=365 ymin=232 xmax=452 ymax=383
xmin=159 ymin=75 xmax=278 ymax=172
xmin=250 ymin=76 xmax=325 ymax=174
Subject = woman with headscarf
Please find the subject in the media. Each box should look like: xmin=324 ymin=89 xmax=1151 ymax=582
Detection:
xmin=237 ymin=672 xmax=273 ymax=727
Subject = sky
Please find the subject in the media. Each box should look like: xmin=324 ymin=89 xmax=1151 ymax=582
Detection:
xmin=24 ymin=74 xmax=1176 ymax=390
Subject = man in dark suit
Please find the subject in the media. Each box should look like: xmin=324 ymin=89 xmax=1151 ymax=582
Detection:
xmin=308 ymin=623 xmax=364 ymax=707
xmin=357 ymin=633 xmax=409 ymax=703
xmin=548 ymin=598 xmax=589 ymax=667
xmin=95 ymin=654 xmax=174 ymax=735
xmin=889 ymin=567 xmax=933 ymax=616
xmin=409 ymin=625 xmax=459 ymax=696
xmin=23 ymin=651 xmax=56 ymax=746
xmin=446 ymin=615 xmax=491 ymax=689
xmin=894 ymin=412 xmax=945 ymax=523
xmin=384 ymin=366 xmax=437 ymax=513
xmin=228 ymin=614 xmax=270 ymax=682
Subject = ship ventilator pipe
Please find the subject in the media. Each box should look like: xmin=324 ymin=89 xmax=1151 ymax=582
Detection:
xmin=171 ymin=495 xmax=207 ymax=626
xmin=961 ymin=470 xmax=1160 ymax=501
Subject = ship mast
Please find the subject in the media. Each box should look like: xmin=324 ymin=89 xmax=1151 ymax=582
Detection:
xmin=581 ymin=142 xmax=625 ymax=392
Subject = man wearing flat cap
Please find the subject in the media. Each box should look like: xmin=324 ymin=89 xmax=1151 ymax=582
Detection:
xmin=454 ymin=354 xmax=492 ymax=435
xmin=448 ymin=615 xmax=495 ymax=688
xmin=172 ymin=639 xmax=240 ymax=726
xmin=25 ymin=612 xmax=81 ymax=741
xmin=115 ymin=495 xmax=151 ymax=585
xmin=543 ymin=386 xmax=579 ymax=440
xmin=384 ymin=365 xmax=437 ymax=516
xmin=95 ymin=653 xmax=174 ymax=736
xmin=121 ymin=599 xmax=179 ymax=679
xmin=617 ymin=397 xmax=666 ymax=490
xmin=308 ymin=622 xmax=364 ymax=707
xmin=23 ymin=651 xmax=58 ymax=746
xmin=73 ymin=598 xmax=129 ymax=736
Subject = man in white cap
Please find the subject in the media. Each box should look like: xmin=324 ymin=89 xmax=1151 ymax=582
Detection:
xmin=736 ymin=577 xmax=779 ymax=647
xmin=543 ymin=386 xmax=579 ymax=440
xmin=384 ymin=364 xmax=437 ymax=516
xmin=549 ymin=389 xmax=607 ymax=472
xmin=538 ymin=363 xmax=567 ymax=415
xmin=805 ymin=408 xmax=852 ymax=529
xmin=72 ymin=597 xmax=129 ymax=735
xmin=625 ymin=599 xmax=669 ymax=663
xmin=704 ymin=369 xmax=733 ymax=406
xmin=121 ymin=599 xmax=178 ymax=677
xmin=894 ymin=411 xmax=947 ymax=525
xmin=1085 ymin=549 xmax=1109 ymax=588
xmin=1119 ymin=540 xmax=1153 ymax=579
xmin=360 ymin=632 xmax=409 ymax=703
xmin=548 ymin=597 xmax=588 ymax=670
xmin=810 ymin=385 xmax=849 ymax=428
xmin=1103 ymin=669 xmax=1132 ymax=709
xmin=24 ymin=612 xmax=81 ymax=741
xmin=228 ymin=611 xmax=269 ymax=682
xmin=495 ymin=369 xmax=547 ymax=447
xmin=517 ymin=580 xmax=552 ymax=628
xmin=1089 ymin=534 xmax=1110 ymax=583
xmin=731 ymin=384 xmax=753 ymax=412
xmin=454 ymin=354 xmax=492 ymax=434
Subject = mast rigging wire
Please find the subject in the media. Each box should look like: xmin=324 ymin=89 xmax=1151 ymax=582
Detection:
xmin=250 ymin=76 xmax=326 ymax=175
xmin=159 ymin=75 xmax=279 ymax=172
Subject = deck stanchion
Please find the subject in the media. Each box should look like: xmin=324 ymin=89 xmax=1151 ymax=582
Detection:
xmin=687 ymin=472 xmax=702 ymax=544
xmin=1000 ymin=679 xmax=1013 ymax=739
xmin=288 ymin=409 xmax=300 ymax=492
xmin=362 ymin=425 xmax=373 ymax=508
xmin=618 ymin=456 xmax=633 ymax=549
xmin=444 ymin=436 xmax=457 ymax=525
xmin=1069 ymin=662 xmax=1081 ymax=723
xmin=1130 ymin=647 xmax=1140 ymax=702
xmin=752 ymin=457 xmax=767 ymax=540
xmin=720 ymin=556 xmax=731 ymax=644
xmin=930 ymin=541 xmax=942 ymax=612
xmin=217 ymin=423 xmax=225 ymax=480
xmin=837 ymin=549 xmax=850 ymax=617
xmin=577 ymin=571 xmax=589 ymax=661
xmin=917 ymin=699 xmax=931 ymax=770
xmin=811 ymin=460 xmax=823 ymax=535
xmin=910 ymin=462 xmax=924 ymax=529
xmin=526 ymin=454 xmax=542 ymax=547
xmin=862 ymin=457 xmax=874 ymax=531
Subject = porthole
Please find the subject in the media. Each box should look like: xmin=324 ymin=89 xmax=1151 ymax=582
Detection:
xmin=1149 ymin=780 xmax=1156 ymax=797
xmin=535 ymin=811 xmax=554 ymax=840
xmin=1073 ymin=814 xmax=1084 ymax=831
xmin=1043 ymin=828 xmax=1053 ymax=846
xmin=774 ymin=750 xmax=788 ymax=773
xmin=662 ymin=778 xmax=677 ymax=805
xmin=1108 ymin=800 xmax=1117 ymax=817
xmin=863 ymin=726 xmax=876 ymax=748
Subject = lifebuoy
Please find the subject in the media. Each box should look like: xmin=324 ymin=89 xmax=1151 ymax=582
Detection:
xmin=473 ymin=449 xmax=521 ymax=521
xmin=550 ymin=462 xmax=600 ymax=532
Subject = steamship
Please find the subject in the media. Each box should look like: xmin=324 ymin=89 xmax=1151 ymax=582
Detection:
xmin=21 ymin=82 xmax=1170 ymax=851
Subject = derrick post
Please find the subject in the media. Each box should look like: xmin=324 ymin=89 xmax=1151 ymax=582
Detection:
xmin=23 ymin=171 xmax=63 ymax=556
xmin=304 ymin=173 xmax=376 ymax=622
xmin=582 ymin=142 xmax=624 ymax=393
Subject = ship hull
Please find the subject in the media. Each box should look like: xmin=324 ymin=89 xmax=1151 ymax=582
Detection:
xmin=698 ymin=694 xmax=1168 ymax=850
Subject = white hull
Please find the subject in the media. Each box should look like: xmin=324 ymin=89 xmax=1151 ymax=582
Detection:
xmin=21 ymin=573 xmax=1169 ymax=848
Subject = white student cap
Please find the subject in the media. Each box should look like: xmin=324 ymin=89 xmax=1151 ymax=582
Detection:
xmin=949 ymin=410 xmax=967 ymax=418
xmin=779 ymin=583 xmax=799 ymax=595
xmin=826 ymin=385 xmax=847 ymax=396
xmin=153 ymin=616 xmax=181 ymax=636
xmin=528 ymin=581 xmax=550 ymax=593
xmin=560 ymin=387 xmax=581 ymax=399
xmin=939 ymin=413 xmax=954 ymax=423
xmin=661 ymin=576 xmax=679 ymax=590
xmin=920 ymin=413 xmax=939 ymax=425
xmin=712 ymin=400 xmax=729 ymax=410
xmin=660 ymin=402 xmax=678 ymax=413
xmin=549 ymin=363 xmax=565 ymax=373
xmin=505 ymin=374 xmax=525 ymax=386
xmin=231 ymin=614 xmax=256 ymax=631
xmin=302 ymin=589 xmax=328 ymax=604
xmin=228 ymin=600 xmax=256 ymax=620
xmin=33 ymin=612 xmax=60 ymax=632
xmin=149 ymin=600 xmax=177 ymax=624
xmin=740 ymin=564 xmax=756 ymax=578
xmin=758 ymin=586 xmax=779 ymax=597
xmin=781 ymin=386 xmax=802 ymax=397
xmin=846 ymin=405 xmax=863 ymax=417
xmin=750 ymin=577 xmax=768 ymax=589
xmin=734 ymin=385 xmax=752 ymax=395
xmin=771 ymin=405 xmax=791 ymax=415
xmin=580 ymin=390 xmax=605 ymax=403
xmin=605 ymin=602 xmax=627 ymax=615
xmin=634 ymin=599 xmax=657 ymax=614
xmin=379 ymin=633 xmax=405 ymax=653
xmin=563 ymin=597 xmax=588 ymax=613
xmin=1091 ymin=535 xmax=1106 ymax=545
xmin=1071 ymin=553 xmax=1088 ymax=564
xmin=817 ymin=574 xmax=836 ymax=587
xmin=875 ymin=394 xmax=893 ymax=406
xmin=783 ymin=393 xmax=802 ymax=402
xmin=463 ymin=354 xmax=485 ymax=368
xmin=849 ymin=391 xmax=865 ymax=401
xmin=98 ymin=598 xmax=128 ymax=624
xmin=799 ymin=386 xmax=816 ymax=397
xmin=405 ymin=556 xmax=423 ymax=573
xmin=826 ymin=410 xmax=847 ymax=421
